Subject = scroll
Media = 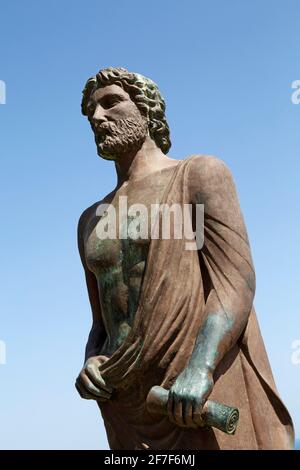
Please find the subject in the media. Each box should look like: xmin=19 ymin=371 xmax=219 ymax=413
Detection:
xmin=146 ymin=386 xmax=239 ymax=435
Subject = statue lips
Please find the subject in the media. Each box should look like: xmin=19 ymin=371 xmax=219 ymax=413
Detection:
xmin=95 ymin=123 xmax=115 ymax=146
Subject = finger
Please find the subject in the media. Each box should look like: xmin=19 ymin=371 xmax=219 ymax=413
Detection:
xmin=79 ymin=373 xmax=111 ymax=399
xmin=173 ymin=399 xmax=185 ymax=427
xmin=167 ymin=391 xmax=177 ymax=425
xmin=76 ymin=380 xmax=109 ymax=402
xmin=97 ymin=355 xmax=110 ymax=364
xmin=75 ymin=380 xmax=95 ymax=400
xmin=192 ymin=401 xmax=205 ymax=427
xmin=182 ymin=400 xmax=197 ymax=429
xmin=85 ymin=363 xmax=113 ymax=393
xmin=78 ymin=374 xmax=111 ymax=400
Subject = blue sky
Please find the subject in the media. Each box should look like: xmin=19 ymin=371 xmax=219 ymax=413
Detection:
xmin=0 ymin=0 xmax=299 ymax=449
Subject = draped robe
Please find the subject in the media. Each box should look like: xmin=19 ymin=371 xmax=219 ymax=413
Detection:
xmin=97 ymin=155 xmax=294 ymax=450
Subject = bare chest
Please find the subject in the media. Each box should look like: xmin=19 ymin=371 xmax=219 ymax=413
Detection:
xmin=83 ymin=176 xmax=171 ymax=274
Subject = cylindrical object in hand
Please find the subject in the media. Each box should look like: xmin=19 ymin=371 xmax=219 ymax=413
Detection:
xmin=146 ymin=386 xmax=239 ymax=435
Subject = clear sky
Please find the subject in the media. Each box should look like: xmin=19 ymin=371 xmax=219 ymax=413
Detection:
xmin=0 ymin=0 xmax=299 ymax=449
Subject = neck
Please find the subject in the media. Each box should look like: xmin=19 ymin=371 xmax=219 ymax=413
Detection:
xmin=114 ymin=136 xmax=174 ymax=186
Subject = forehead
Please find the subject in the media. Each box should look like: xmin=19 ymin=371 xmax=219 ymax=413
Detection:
xmin=90 ymin=84 xmax=131 ymax=102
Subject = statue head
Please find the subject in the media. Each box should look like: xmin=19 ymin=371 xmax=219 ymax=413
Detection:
xmin=81 ymin=67 xmax=171 ymax=160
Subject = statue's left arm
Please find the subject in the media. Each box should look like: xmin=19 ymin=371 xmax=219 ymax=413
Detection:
xmin=167 ymin=155 xmax=256 ymax=428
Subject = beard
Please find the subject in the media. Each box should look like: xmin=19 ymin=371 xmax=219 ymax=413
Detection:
xmin=94 ymin=114 xmax=148 ymax=161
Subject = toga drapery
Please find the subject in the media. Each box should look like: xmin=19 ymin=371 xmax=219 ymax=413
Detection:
xmin=98 ymin=155 xmax=294 ymax=450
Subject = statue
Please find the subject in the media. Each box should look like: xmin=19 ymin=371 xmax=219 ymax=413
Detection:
xmin=75 ymin=67 xmax=294 ymax=450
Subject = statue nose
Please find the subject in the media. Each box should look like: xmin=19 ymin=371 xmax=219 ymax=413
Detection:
xmin=92 ymin=105 xmax=107 ymax=124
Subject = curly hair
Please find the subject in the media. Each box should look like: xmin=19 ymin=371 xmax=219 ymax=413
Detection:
xmin=81 ymin=67 xmax=171 ymax=154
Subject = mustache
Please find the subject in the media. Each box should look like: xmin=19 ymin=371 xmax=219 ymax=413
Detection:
xmin=93 ymin=118 xmax=144 ymax=137
xmin=93 ymin=116 xmax=148 ymax=159
xmin=93 ymin=121 xmax=114 ymax=138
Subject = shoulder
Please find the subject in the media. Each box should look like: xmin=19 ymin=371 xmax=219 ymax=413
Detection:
xmin=187 ymin=154 xmax=233 ymax=181
xmin=186 ymin=154 xmax=236 ymax=201
xmin=77 ymin=189 xmax=116 ymax=235
xmin=77 ymin=201 xmax=99 ymax=235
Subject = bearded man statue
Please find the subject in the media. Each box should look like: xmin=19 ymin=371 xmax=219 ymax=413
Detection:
xmin=75 ymin=67 xmax=294 ymax=450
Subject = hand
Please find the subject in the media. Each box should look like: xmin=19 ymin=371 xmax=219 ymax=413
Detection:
xmin=75 ymin=355 xmax=113 ymax=402
xmin=167 ymin=367 xmax=214 ymax=428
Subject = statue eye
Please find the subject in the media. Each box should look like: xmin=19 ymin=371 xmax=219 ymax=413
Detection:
xmin=103 ymin=96 xmax=122 ymax=109
xmin=108 ymin=100 xmax=118 ymax=108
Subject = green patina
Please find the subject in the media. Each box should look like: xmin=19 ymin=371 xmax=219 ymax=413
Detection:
xmin=95 ymin=216 xmax=148 ymax=353
xmin=189 ymin=311 xmax=234 ymax=372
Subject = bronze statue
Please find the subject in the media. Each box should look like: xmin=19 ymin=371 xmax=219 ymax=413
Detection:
xmin=75 ymin=67 xmax=294 ymax=450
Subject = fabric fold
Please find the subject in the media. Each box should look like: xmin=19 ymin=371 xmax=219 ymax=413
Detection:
xmin=98 ymin=155 xmax=294 ymax=450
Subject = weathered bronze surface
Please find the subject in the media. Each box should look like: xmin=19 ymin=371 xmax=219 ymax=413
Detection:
xmin=146 ymin=386 xmax=239 ymax=435
xmin=75 ymin=67 xmax=294 ymax=449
